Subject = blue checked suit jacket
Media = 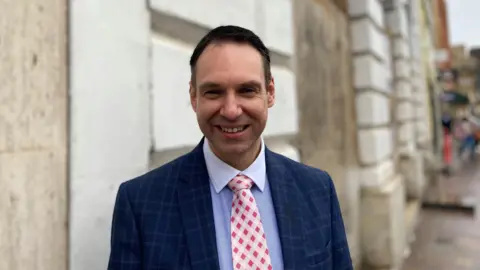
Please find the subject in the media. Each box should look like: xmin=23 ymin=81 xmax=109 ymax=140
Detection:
xmin=108 ymin=139 xmax=353 ymax=270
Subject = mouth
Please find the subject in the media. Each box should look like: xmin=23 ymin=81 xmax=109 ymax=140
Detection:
xmin=216 ymin=125 xmax=249 ymax=134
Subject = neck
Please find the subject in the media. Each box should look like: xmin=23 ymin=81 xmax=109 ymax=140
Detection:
xmin=209 ymin=139 xmax=262 ymax=171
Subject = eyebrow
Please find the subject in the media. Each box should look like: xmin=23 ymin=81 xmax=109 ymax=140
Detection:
xmin=198 ymin=82 xmax=222 ymax=91
xmin=198 ymin=80 xmax=263 ymax=90
xmin=238 ymin=80 xmax=262 ymax=89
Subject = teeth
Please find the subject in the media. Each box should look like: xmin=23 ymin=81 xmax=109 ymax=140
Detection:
xmin=221 ymin=126 xmax=245 ymax=133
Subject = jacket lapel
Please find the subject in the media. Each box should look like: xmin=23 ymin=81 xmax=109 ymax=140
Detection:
xmin=177 ymin=138 xmax=219 ymax=270
xmin=265 ymin=148 xmax=307 ymax=269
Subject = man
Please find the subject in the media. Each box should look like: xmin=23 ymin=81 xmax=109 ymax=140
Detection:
xmin=108 ymin=25 xmax=352 ymax=270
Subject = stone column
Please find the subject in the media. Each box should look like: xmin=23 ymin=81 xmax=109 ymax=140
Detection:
xmin=384 ymin=0 xmax=426 ymax=200
xmin=349 ymin=0 xmax=406 ymax=268
xmin=0 ymin=0 xmax=68 ymax=269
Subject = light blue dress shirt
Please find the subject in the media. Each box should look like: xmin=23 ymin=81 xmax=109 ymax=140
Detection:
xmin=203 ymin=139 xmax=284 ymax=270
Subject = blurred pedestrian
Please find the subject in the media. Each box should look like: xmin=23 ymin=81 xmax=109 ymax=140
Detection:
xmin=457 ymin=117 xmax=476 ymax=161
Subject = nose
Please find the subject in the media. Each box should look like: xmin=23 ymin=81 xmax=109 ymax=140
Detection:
xmin=220 ymin=92 xmax=242 ymax=120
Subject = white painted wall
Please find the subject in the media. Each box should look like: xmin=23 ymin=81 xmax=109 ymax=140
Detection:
xmin=69 ymin=1 xmax=151 ymax=269
xmin=150 ymin=0 xmax=294 ymax=55
xmin=150 ymin=0 xmax=257 ymax=33
xmin=151 ymin=36 xmax=201 ymax=151
xmin=262 ymin=0 xmax=294 ymax=55
xmin=70 ymin=1 xmax=297 ymax=269
xmin=264 ymin=66 xmax=298 ymax=137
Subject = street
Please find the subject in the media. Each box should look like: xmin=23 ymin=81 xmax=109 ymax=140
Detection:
xmin=403 ymin=161 xmax=480 ymax=270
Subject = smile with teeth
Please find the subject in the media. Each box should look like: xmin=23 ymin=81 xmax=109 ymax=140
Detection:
xmin=220 ymin=125 xmax=248 ymax=133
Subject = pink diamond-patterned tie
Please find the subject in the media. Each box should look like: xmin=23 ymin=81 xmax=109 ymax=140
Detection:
xmin=228 ymin=174 xmax=272 ymax=270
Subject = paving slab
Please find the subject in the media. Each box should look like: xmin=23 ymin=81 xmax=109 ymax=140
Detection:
xmin=402 ymin=161 xmax=480 ymax=270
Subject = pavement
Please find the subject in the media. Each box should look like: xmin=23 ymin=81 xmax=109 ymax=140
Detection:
xmin=402 ymin=160 xmax=480 ymax=270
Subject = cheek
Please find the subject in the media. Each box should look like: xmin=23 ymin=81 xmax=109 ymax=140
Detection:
xmin=196 ymin=101 xmax=219 ymax=121
xmin=244 ymin=103 xmax=268 ymax=122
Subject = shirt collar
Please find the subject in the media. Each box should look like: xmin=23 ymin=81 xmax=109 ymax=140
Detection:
xmin=203 ymin=138 xmax=266 ymax=193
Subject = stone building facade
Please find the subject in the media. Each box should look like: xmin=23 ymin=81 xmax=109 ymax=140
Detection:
xmin=349 ymin=0 xmax=436 ymax=269
xmin=1 ymin=0 xmax=437 ymax=269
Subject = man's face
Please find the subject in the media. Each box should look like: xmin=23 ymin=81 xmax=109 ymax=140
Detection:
xmin=190 ymin=42 xmax=275 ymax=159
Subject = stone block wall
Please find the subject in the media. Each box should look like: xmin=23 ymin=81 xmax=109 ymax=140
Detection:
xmin=350 ymin=0 xmax=396 ymax=188
xmin=349 ymin=0 xmax=407 ymax=268
xmin=415 ymin=0 xmax=444 ymax=163
xmin=408 ymin=0 xmax=433 ymax=149
xmin=384 ymin=1 xmax=426 ymax=200
xmin=361 ymin=175 xmax=406 ymax=269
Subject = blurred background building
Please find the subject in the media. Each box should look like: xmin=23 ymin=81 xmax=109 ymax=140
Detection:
xmin=434 ymin=0 xmax=480 ymax=117
xmin=0 ymin=0 xmax=466 ymax=270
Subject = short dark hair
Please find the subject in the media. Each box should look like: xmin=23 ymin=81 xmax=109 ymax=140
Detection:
xmin=189 ymin=25 xmax=271 ymax=86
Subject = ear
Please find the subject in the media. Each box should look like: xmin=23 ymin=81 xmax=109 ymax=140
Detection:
xmin=189 ymin=81 xmax=197 ymax=112
xmin=267 ymin=77 xmax=275 ymax=108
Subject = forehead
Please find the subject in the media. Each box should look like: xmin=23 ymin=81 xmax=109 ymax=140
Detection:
xmin=194 ymin=42 xmax=264 ymax=85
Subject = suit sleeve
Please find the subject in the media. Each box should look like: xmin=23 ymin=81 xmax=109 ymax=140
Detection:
xmin=108 ymin=183 xmax=142 ymax=270
xmin=328 ymin=174 xmax=353 ymax=269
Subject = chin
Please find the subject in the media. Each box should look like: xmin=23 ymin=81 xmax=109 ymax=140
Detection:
xmin=221 ymin=142 xmax=251 ymax=154
xmin=211 ymin=140 xmax=252 ymax=156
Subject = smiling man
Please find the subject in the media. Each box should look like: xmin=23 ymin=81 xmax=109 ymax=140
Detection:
xmin=108 ymin=25 xmax=353 ymax=270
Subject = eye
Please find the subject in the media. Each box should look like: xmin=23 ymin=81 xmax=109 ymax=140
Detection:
xmin=204 ymin=89 xmax=222 ymax=97
xmin=239 ymin=87 xmax=256 ymax=94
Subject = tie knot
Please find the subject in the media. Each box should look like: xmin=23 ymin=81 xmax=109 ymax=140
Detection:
xmin=228 ymin=174 xmax=253 ymax=192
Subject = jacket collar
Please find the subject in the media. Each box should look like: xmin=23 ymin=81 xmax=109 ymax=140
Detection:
xmin=177 ymin=138 xmax=306 ymax=269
